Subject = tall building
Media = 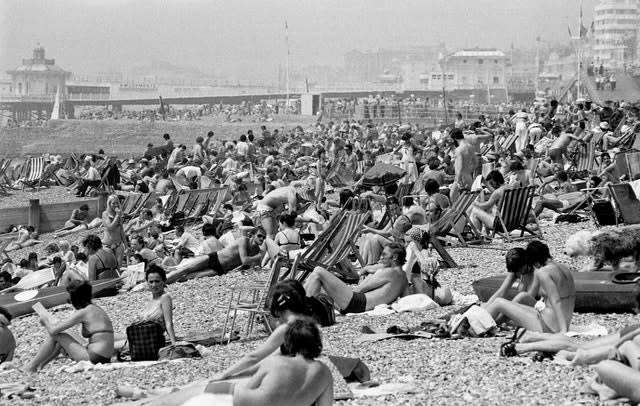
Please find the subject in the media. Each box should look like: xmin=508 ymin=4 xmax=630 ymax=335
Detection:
xmin=593 ymin=0 xmax=640 ymax=67
xmin=6 ymin=45 xmax=70 ymax=99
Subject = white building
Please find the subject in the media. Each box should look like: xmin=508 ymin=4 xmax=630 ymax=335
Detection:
xmin=593 ymin=0 xmax=640 ymax=67
xmin=427 ymin=48 xmax=506 ymax=91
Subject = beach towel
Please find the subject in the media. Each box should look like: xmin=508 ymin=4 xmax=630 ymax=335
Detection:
xmin=565 ymin=323 xmax=608 ymax=337
xmin=59 ymin=359 xmax=184 ymax=373
xmin=348 ymin=380 xmax=418 ymax=398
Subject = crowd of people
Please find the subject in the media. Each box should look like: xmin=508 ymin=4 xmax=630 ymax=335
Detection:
xmin=1 ymin=94 xmax=640 ymax=404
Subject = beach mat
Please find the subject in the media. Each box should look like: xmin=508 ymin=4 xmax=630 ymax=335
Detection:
xmin=177 ymin=329 xmax=240 ymax=346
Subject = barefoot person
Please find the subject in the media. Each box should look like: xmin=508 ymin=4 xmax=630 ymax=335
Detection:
xmin=485 ymin=240 xmax=575 ymax=338
xmin=4 ymin=226 xmax=41 ymax=252
xmin=166 ymin=227 xmax=266 ymax=281
xmin=256 ymin=184 xmax=315 ymax=239
xmin=450 ymin=128 xmax=477 ymax=202
xmin=146 ymin=287 xmax=332 ymax=406
xmin=102 ymin=195 xmax=126 ymax=268
xmin=469 ymin=170 xmax=509 ymax=236
xmin=304 ymin=243 xmax=408 ymax=314
xmin=26 ymin=281 xmax=114 ymax=372
xmin=53 ymin=204 xmax=91 ymax=235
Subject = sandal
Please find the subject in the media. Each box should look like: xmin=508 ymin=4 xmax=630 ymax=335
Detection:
xmin=500 ymin=341 xmax=518 ymax=357
xmin=510 ymin=327 xmax=527 ymax=343
xmin=532 ymin=351 xmax=554 ymax=362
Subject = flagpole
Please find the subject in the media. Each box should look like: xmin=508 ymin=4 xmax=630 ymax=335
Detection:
xmin=285 ymin=20 xmax=290 ymax=110
xmin=577 ymin=1 xmax=582 ymax=99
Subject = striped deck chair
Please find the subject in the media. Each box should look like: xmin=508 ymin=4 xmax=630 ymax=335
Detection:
xmin=608 ymin=183 xmax=640 ymax=225
xmin=396 ymin=182 xmax=414 ymax=201
xmin=572 ymin=141 xmax=596 ymax=173
xmin=355 ymin=160 xmax=366 ymax=176
xmin=618 ymin=122 xmax=640 ymax=150
xmin=500 ymin=133 xmax=519 ymax=153
xmin=20 ymin=157 xmax=45 ymax=191
xmin=492 ymin=186 xmax=541 ymax=243
xmin=292 ymin=209 xmax=369 ymax=283
xmin=0 ymin=159 xmax=11 ymax=193
xmin=120 ymin=193 xmax=143 ymax=217
xmin=432 ymin=190 xmax=480 ymax=250
xmin=207 ymin=186 xmax=229 ymax=217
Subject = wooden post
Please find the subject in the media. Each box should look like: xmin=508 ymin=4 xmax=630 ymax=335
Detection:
xmin=28 ymin=199 xmax=40 ymax=232
xmin=97 ymin=193 xmax=107 ymax=217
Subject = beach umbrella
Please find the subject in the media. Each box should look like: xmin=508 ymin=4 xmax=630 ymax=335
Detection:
xmin=361 ymin=162 xmax=406 ymax=188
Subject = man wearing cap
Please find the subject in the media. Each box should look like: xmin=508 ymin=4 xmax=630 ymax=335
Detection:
xmin=304 ymin=243 xmax=408 ymax=315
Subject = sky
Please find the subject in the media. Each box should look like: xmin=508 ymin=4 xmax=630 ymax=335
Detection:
xmin=0 ymin=0 xmax=597 ymax=81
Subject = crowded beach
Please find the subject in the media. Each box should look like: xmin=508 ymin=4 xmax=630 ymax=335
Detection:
xmin=1 ymin=98 xmax=640 ymax=405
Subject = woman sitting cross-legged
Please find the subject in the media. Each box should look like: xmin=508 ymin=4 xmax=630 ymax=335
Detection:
xmin=485 ymin=240 xmax=575 ymax=356
xmin=26 ymin=280 xmax=114 ymax=372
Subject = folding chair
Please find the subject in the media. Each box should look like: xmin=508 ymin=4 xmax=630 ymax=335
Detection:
xmin=19 ymin=157 xmax=45 ymax=191
xmin=492 ymin=186 xmax=541 ymax=243
xmin=291 ymin=209 xmax=369 ymax=283
xmin=120 ymin=193 xmax=143 ymax=217
xmin=220 ymin=257 xmax=286 ymax=343
xmin=625 ymin=151 xmax=640 ymax=180
xmin=572 ymin=141 xmax=596 ymax=173
xmin=0 ymin=159 xmax=11 ymax=194
xmin=396 ymin=182 xmax=415 ymax=201
xmin=608 ymin=183 xmax=640 ymax=225
xmin=431 ymin=190 xmax=480 ymax=249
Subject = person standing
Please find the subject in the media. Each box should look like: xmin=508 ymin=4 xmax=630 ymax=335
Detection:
xmin=610 ymin=73 xmax=616 ymax=91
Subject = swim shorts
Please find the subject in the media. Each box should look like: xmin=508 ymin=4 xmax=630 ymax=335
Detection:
xmin=340 ymin=291 xmax=367 ymax=315
xmin=207 ymin=252 xmax=225 ymax=275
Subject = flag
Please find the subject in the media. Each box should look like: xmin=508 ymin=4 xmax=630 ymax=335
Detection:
xmin=579 ymin=6 xmax=587 ymax=38
xmin=568 ymin=26 xmax=572 ymax=39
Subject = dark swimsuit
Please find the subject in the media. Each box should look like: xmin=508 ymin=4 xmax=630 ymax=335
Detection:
xmin=81 ymin=318 xmax=113 ymax=364
xmin=95 ymin=252 xmax=119 ymax=279
xmin=207 ymin=252 xmax=226 ymax=275
xmin=340 ymin=291 xmax=367 ymax=314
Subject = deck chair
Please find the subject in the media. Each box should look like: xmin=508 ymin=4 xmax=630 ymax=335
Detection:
xmin=625 ymin=151 xmax=640 ymax=181
xmin=291 ymin=209 xmax=369 ymax=283
xmin=500 ymin=133 xmax=519 ymax=153
xmin=608 ymin=183 xmax=640 ymax=225
xmin=396 ymin=182 xmax=415 ymax=201
xmin=19 ymin=157 xmax=45 ymax=191
xmin=572 ymin=141 xmax=596 ymax=173
xmin=220 ymin=257 xmax=286 ymax=343
xmin=431 ymin=190 xmax=480 ymax=250
xmin=120 ymin=193 xmax=143 ymax=217
xmin=0 ymin=159 xmax=11 ymax=193
xmin=617 ymin=122 xmax=640 ymax=150
xmin=492 ymin=186 xmax=541 ymax=243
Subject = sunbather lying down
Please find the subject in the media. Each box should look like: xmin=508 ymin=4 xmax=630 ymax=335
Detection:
xmin=54 ymin=218 xmax=103 ymax=238
xmin=145 ymin=319 xmax=333 ymax=406
xmin=4 ymin=226 xmax=41 ymax=252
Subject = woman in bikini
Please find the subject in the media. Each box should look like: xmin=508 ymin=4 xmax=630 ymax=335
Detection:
xmin=273 ymin=213 xmax=301 ymax=255
xmin=136 ymin=264 xmax=176 ymax=344
xmin=485 ymin=240 xmax=575 ymax=349
xmin=82 ymin=234 xmax=119 ymax=280
xmin=102 ymin=195 xmax=126 ymax=267
xmin=4 ymin=226 xmax=42 ymax=252
xmin=26 ymin=280 xmax=114 ymax=372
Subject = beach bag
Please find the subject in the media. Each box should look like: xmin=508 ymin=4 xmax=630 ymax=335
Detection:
xmin=459 ymin=305 xmax=496 ymax=336
xmin=308 ymin=294 xmax=336 ymax=327
xmin=158 ymin=343 xmax=201 ymax=361
xmin=126 ymin=321 xmax=165 ymax=361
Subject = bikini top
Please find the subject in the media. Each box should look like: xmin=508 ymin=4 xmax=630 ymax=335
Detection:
xmin=275 ymin=230 xmax=300 ymax=247
xmin=95 ymin=252 xmax=118 ymax=276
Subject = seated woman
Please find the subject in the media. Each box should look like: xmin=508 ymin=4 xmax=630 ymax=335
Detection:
xmin=486 ymin=241 xmax=575 ymax=354
xmin=147 ymin=281 xmax=330 ymax=406
xmin=135 ymin=265 xmax=176 ymax=344
xmin=404 ymin=227 xmax=452 ymax=305
xmin=469 ymin=170 xmax=508 ymax=236
xmin=273 ymin=213 xmax=301 ymax=255
xmin=359 ymin=196 xmax=403 ymax=265
xmin=26 ymin=280 xmax=114 ymax=372
xmin=506 ymin=159 xmax=529 ymax=188
xmin=4 ymin=226 xmax=42 ymax=252
xmin=151 ymin=318 xmax=332 ymax=406
xmin=0 ymin=306 xmax=16 ymax=365
xmin=82 ymin=235 xmax=119 ymax=280
xmin=422 ymin=179 xmax=450 ymax=224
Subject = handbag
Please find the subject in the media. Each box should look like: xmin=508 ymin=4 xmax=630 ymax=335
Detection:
xmin=307 ymin=294 xmax=336 ymax=327
xmin=125 ymin=321 xmax=165 ymax=361
xmin=158 ymin=343 xmax=201 ymax=361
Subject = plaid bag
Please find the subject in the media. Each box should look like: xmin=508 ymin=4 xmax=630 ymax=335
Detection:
xmin=126 ymin=321 xmax=165 ymax=361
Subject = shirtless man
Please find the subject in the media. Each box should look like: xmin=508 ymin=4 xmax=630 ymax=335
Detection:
xmin=166 ymin=227 xmax=266 ymax=282
xmin=147 ymin=318 xmax=332 ymax=406
xmin=256 ymin=184 xmax=315 ymax=239
xmin=548 ymin=126 xmax=583 ymax=164
xmin=450 ymin=128 xmax=477 ymax=203
xmin=304 ymin=243 xmax=408 ymax=314
xmin=469 ymin=170 xmax=509 ymax=235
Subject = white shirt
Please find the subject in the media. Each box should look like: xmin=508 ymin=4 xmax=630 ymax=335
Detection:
xmin=176 ymin=166 xmax=202 ymax=179
xmin=84 ymin=166 xmax=101 ymax=181
xmin=236 ymin=141 xmax=249 ymax=157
